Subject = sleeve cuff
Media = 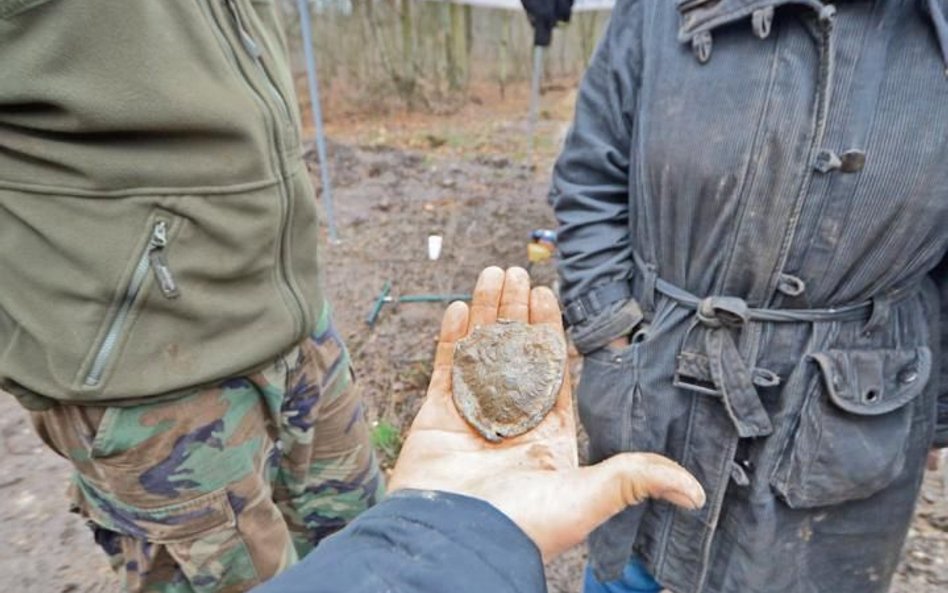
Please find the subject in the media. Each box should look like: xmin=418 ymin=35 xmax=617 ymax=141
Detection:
xmin=569 ymin=299 xmax=644 ymax=354
xmin=934 ymin=427 xmax=948 ymax=449
xmin=934 ymin=399 xmax=948 ymax=448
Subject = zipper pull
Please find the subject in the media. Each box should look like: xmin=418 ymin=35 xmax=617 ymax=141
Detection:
xmin=148 ymin=221 xmax=180 ymax=299
xmin=225 ymin=0 xmax=263 ymax=58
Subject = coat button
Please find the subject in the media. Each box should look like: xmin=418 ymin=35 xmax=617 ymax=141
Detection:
xmin=839 ymin=149 xmax=867 ymax=172
xmin=832 ymin=373 xmax=843 ymax=390
xmin=814 ymin=149 xmax=842 ymax=173
xmin=898 ymin=366 xmax=919 ymax=385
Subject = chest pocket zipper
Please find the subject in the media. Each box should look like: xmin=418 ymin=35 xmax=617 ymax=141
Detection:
xmin=84 ymin=220 xmax=179 ymax=387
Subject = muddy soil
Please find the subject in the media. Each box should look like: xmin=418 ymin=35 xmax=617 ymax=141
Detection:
xmin=0 ymin=144 xmax=945 ymax=593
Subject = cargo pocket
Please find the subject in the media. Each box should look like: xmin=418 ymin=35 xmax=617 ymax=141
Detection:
xmin=77 ymin=481 xmax=237 ymax=544
xmin=577 ymin=346 xmax=639 ymax=462
xmin=771 ymin=347 xmax=931 ymax=509
xmin=74 ymin=477 xmax=267 ymax=593
xmin=68 ymin=386 xmax=286 ymax=591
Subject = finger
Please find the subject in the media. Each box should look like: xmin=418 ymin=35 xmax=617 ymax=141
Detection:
xmin=498 ymin=267 xmax=531 ymax=322
xmin=468 ymin=266 xmax=505 ymax=331
xmin=530 ymin=286 xmax=571 ymax=414
xmin=429 ymin=301 xmax=471 ymax=396
xmin=528 ymin=285 xmax=564 ymax=333
xmin=590 ymin=453 xmax=706 ymax=511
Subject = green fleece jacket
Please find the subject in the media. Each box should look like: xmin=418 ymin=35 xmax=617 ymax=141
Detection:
xmin=0 ymin=0 xmax=325 ymax=409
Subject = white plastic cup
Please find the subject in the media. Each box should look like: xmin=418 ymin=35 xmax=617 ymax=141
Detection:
xmin=428 ymin=235 xmax=443 ymax=261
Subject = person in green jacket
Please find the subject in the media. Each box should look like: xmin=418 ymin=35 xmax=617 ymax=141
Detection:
xmin=0 ymin=1 xmax=383 ymax=591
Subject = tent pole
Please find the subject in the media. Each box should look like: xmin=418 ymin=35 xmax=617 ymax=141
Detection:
xmin=296 ymin=0 xmax=340 ymax=243
xmin=527 ymin=44 xmax=544 ymax=167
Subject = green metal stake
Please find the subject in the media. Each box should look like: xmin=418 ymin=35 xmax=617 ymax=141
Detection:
xmin=366 ymin=281 xmax=393 ymax=327
xmin=365 ymin=282 xmax=472 ymax=327
xmin=397 ymin=294 xmax=472 ymax=303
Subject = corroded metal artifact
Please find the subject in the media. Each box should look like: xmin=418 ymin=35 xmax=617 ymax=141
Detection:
xmin=452 ymin=320 xmax=566 ymax=442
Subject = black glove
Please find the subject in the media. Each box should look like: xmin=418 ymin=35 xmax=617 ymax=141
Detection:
xmin=521 ymin=0 xmax=575 ymax=47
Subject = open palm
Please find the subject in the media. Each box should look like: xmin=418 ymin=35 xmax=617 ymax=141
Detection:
xmin=389 ymin=266 xmax=705 ymax=560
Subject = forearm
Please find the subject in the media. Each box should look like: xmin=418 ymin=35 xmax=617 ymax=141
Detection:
xmin=550 ymin=2 xmax=643 ymax=353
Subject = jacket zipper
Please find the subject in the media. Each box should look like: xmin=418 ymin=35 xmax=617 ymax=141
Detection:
xmin=148 ymin=221 xmax=180 ymax=299
xmin=224 ymin=0 xmax=293 ymax=124
xmin=85 ymin=221 xmax=178 ymax=387
xmin=221 ymin=0 xmax=305 ymax=332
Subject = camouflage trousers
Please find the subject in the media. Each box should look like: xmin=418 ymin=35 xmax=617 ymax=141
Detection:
xmin=31 ymin=310 xmax=384 ymax=593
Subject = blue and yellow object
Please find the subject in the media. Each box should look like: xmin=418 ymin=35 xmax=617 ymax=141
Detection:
xmin=528 ymin=229 xmax=557 ymax=265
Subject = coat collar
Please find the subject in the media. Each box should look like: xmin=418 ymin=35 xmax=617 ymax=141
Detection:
xmin=676 ymin=0 xmax=948 ymax=73
xmin=676 ymin=0 xmax=826 ymax=43
xmin=922 ymin=0 xmax=948 ymax=74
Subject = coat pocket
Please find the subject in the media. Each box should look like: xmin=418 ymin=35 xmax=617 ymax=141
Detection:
xmin=771 ymin=347 xmax=931 ymax=509
xmin=577 ymin=347 xmax=639 ymax=462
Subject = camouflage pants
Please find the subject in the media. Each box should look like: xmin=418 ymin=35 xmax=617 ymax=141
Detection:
xmin=32 ymin=311 xmax=384 ymax=593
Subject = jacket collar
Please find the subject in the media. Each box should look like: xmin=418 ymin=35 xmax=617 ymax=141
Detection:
xmin=676 ymin=0 xmax=826 ymax=42
xmin=922 ymin=0 xmax=948 ymax=74
xmin=676 ymin=0 xmax=948 ymax=73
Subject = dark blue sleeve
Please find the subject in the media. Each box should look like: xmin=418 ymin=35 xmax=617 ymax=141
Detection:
xmin=252 ymin=490 xmax=547 ymax=593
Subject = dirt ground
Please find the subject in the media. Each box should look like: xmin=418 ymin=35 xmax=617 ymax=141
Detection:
xmin=1 ymin=88 xmax=946 ymax=592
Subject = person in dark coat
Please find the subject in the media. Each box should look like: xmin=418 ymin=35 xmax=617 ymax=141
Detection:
xmin=253 ymin=267 xmax=706 ymax=593
xmin=550 ymin=1 xmax=948 ymax=592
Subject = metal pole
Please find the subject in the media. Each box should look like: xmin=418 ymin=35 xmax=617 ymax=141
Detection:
xmin=296 ymin=0 xmax=340 ymax=243
xmin=526 ymin=44 xmax=544 ymax=167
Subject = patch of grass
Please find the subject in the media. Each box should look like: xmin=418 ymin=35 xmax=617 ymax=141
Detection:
xmin=371 ymin=420 xmax=402 ymax=464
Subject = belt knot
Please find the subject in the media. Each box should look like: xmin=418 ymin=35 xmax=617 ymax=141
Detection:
xmin=697 ymin=296 xmax=750 ymax=329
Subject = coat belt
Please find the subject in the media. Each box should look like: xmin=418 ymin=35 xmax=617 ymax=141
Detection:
xmin=632 ymin=252 xmax=915 ymax=438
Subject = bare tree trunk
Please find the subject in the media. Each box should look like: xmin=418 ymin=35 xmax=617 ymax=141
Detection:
xmin=446 ymin=3 xmax=467 ymax=90
xmin=400 ymin=0 xmax=414 ymax=68
xmin=577 ymin=13 xmax=598 ymax=66
xmin=464 ymin=4 xmax=473 ymax=61
xmin=498 ymin=12 xmax=511 ymax=99
xmin=399 ymin=0 xmax=417 ymax=107
xmin=422 ymin=3 xmax=443 ymax=96
xmin=351 ymin=0 xmax=372 ymax=84
xmin=362 ymin=0 xmax=420 ymax=107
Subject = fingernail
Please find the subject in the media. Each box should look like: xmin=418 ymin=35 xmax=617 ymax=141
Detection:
xmin=687 ymin=482 xmax=706 ymax=509
xmin=665 ymin=491 xmax=699 ymax=510
xmin=661 ymin=481 xmax=705 ymax=510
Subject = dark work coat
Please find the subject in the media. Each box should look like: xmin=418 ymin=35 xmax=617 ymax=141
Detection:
xmin=551 ymin=1 xmax=948 ymax=592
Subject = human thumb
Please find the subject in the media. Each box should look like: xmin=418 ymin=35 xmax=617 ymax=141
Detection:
xmin=507 ymin=452 xmax=705 ymax=559
xmin=564 ymin=452 xmax=705 ymax=539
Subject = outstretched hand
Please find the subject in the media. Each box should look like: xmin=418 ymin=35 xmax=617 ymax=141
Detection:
xmin=388 ymin=266 xmax=705 ymax=560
